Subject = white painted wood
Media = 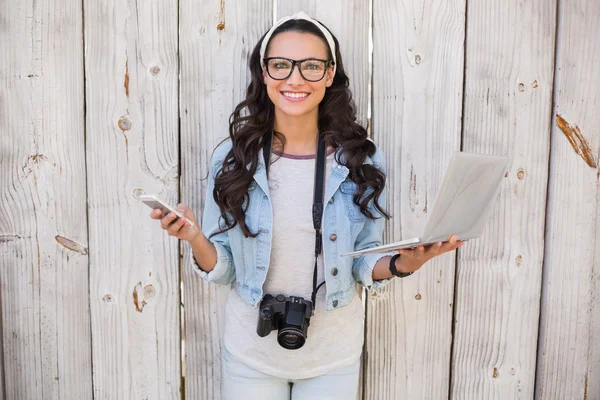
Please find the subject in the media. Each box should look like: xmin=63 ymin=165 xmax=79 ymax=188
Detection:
xmin=276 ymin=1 xmax=370 ymax=127
xmin=536 ymin=1 xmax=600 ymax=399
xmin=0 ymin=341 xmax=3 ymax=400
xmin=275 ymin=4 xmax=370 ymax=398
xmin=0 ymin=317 xmax=3 ymax=400
xmin=84 ymin=0 xmax=181 ymax=398
xmin=365 ymin=1 xmax=466 ymax=398
xmin=0 ymin=0 xmax=93 ymax=399
xmin=179 ymin=1 xmax=271 ymax=398
xmin=451 ymin=0 xmax=556 ymax=398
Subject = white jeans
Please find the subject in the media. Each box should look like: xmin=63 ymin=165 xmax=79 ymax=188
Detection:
xmin=221 ymin=347 xmax=361 ymax=400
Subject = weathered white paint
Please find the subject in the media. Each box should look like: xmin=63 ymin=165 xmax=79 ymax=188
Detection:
xmin=365 ymin=1 xmax=466 ymax=399
xmin=84 ymin=0 xmax=181 ymax=398
xmin=536 ymin=1 xmax=600 ymax=399
xmin=2 ymin=1 xmax=600 ymax=399
xmin=451 ymin=0 xmax=556 ymax=398
xmin=0 ymin=347 xmax=3 ymax=400
xmin=0 ymin=0 xmax=93 ymax=399
xmin=179 ymin=1 xmax=272 ymax=398
xmin=274 ymin=3 xmax=370 ymax=398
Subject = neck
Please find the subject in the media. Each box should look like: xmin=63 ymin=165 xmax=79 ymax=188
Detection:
xmin=273 ymin=109 xmax=319 ymax=155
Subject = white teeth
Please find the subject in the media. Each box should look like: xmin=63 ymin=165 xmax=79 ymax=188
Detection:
xmin=282 ymin=92 xmax=308 ymax=98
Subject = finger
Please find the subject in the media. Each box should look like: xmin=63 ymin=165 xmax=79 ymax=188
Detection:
xmin=168 ymin=216 xmax=186 ymax=236
xmin=439 ymin=241 xmax=456 ymax=252
xmin=440 ymin=240 xmax=462 ymax=253
xmin=160 ymin=212 xmax=178 ymax=230
xmin=178 ymin=205 xmax=197 ymax=223
xmin=429 ymin=241 xmax=444 ymax=255
xmin=150 ymin=209 xmax=163 ymax=219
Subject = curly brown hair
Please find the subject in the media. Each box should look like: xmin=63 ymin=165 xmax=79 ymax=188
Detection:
xmin=211 ymin=18 xmax=390 ymax=238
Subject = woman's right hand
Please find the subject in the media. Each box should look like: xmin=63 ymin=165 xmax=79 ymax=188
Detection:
xmin=150 ymin=203 xmax=201 ymax=243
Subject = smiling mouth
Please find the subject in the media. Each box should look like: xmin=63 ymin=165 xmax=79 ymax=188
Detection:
xmin=281 ymin=92 xmax=310 ymax=99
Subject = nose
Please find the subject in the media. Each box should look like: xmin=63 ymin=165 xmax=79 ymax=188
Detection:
xmin=286 ymin=64 xmax=305 ymax=85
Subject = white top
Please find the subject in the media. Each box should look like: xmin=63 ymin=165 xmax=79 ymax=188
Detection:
xmin=223 ymin=150 xmax=364 ymax=379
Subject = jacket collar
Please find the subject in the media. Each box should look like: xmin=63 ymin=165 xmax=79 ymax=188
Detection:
xmin=253 ymin=145 xmax=375 ymax=202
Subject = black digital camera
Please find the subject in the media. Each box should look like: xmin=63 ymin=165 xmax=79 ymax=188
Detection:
xmin=256 ymin=294 xmax=313 ymax=350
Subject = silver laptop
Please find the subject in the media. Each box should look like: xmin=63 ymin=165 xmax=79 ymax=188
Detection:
xmin=343 ymin=152 xmax=510 ymax=257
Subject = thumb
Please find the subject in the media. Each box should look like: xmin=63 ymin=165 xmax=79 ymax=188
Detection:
xmin=177 ymin=204 xmax=196 ymax=221
xmin=176 ymin=203 xmax=191 ymax=217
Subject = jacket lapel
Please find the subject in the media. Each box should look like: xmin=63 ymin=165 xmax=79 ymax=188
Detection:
xmin=253 ymin=148 xmax=270 ymax=199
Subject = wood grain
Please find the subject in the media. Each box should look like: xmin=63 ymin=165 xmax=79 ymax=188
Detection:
xmin=273 ymin=4 xmax=369 ymax=398
xmin=365 ymin=1 xmax=466 ymax=398
xmin=83 ymin=0 xmax=181 ymax=398
xmin=276 ymin=0 xmax=370 ymax=127
xmin=179 ymin=1 xmax=272 ymax=398
xmin=0 ymin=0 xmax=93 ymax=398
xmin=535 ymin=1 xmax=600 ymax=399
xmin=451 ymin=0 xmax=556 ymax=398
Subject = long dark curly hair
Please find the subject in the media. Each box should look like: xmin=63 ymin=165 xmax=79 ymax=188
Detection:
xmin=212 ymin=18 xmax=390 ymax=238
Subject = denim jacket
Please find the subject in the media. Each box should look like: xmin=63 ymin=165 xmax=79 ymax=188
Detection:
xmin=190 ymin=139 xmax=395 ymax=311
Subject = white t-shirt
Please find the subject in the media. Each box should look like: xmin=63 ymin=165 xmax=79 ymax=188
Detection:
xmin=223 ymin=149 xmax=365 ymax=379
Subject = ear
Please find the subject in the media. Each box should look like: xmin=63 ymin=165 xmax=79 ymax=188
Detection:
xmin=325 ymin=68 xmax=335 ymax=87
xmin=262 ymin=66 xmax=268 ymax=85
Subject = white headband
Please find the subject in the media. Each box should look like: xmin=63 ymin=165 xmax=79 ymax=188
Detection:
xmin=259 ymin=11 xmax=337 ymax=76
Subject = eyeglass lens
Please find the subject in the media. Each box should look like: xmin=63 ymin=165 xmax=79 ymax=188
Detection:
xmin=266 ymin=58 xmax=327 ymax=82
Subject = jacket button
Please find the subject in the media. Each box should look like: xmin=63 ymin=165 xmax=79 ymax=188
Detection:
xmin=332 ymin=268 xmax=338 ymax=276
xmin=329 ymin=234 xmax=337 ymax=241
xmin=328 ymin=197 xmax=334 ymax=204
xmin=333 ymin=300 xmax=339 ymax=307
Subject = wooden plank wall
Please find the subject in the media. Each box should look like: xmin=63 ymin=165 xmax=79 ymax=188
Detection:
xmin=536 ymin=1 xmax=600 ymax=399
xmin=452 ymin=0 xmax=556 ymax=398
xmin=365 ymin=1 xmax=465 ymax=398
xmin=274 ymin=3 xmax=370 ymax=399
xmin=83 ymin=0 xmax=181 ymax=398
xmin=179 ymin=1 xmax=272 ymax=399
xmin=0 ymin=1 xmax=93 ymax=399
xmin=2 ymin=0 xmax=600 ymax=399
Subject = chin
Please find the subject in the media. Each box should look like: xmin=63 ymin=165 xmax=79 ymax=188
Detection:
xmin=274 ymin=102 xmax=318 ymax=118
xmin=280 ymin=108 xmax=313 ymax=118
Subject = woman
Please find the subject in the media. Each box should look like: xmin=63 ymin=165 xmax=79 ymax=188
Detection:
xmin=151 ymin=12 xmax=462 ymax=400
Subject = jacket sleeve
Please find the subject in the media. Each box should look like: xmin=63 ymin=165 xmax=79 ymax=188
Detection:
xmin=189 ymin=144 xmax=236 ymax=285
xmin=351 ymin=146 xmax=396 ymax=291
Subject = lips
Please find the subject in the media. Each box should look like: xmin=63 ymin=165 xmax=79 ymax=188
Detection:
xmin=281 ymin=91 xmax=310 ymax=101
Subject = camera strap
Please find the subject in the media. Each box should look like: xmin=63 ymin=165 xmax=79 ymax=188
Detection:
xmin=263 ymin=132 xmax=327 ymax=312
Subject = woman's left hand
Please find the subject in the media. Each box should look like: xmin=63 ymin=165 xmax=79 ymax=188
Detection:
xmin=395 ymin=235 xmax=463 ymax=274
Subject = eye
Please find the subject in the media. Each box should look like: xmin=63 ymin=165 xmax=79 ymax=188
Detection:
xmin=270 ymin=60 xmax=291 ymax=70
xmin=303 ymin=61 xmax=323 ymax=71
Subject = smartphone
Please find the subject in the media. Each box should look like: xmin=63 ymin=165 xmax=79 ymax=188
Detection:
xmin=138 ymin=194 xmax=196 ymax=228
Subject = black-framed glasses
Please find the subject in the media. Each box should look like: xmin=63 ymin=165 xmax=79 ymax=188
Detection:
xmin=263 ymin=57 xmax=334 ymax=82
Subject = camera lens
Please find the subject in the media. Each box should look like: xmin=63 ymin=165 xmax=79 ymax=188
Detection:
xmin=277 ymin=327 xmax=306 ymax=350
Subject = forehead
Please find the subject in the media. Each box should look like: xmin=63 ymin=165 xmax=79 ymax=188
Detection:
xmin=266 ymin=31 xmax=329 ymax=59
